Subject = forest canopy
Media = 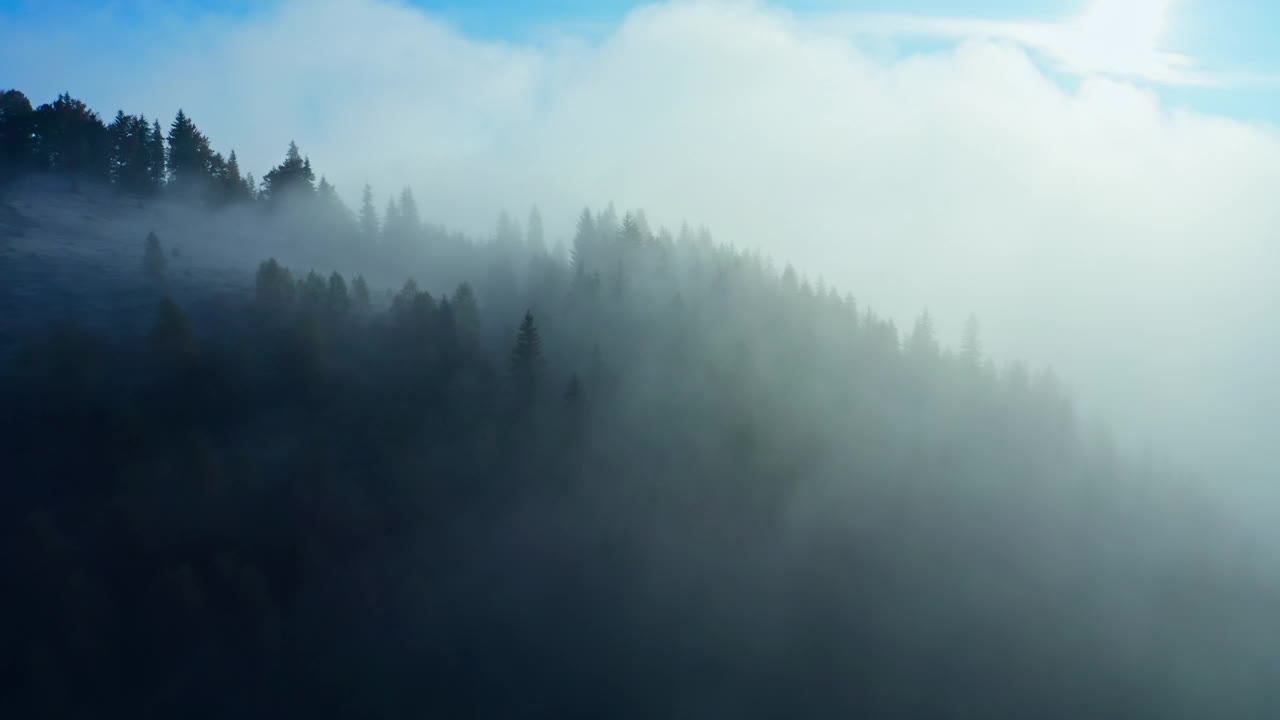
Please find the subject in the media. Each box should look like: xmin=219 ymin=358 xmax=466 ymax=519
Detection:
xmin=1 ymin=88 xmax=1274 ymax=719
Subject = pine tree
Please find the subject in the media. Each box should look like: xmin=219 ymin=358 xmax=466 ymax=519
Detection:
xmin=108 ymin=111 xmax=151 ymax=193
xmin=0 ymin=90 xmax=36 ymax=175
xmin=495 ymin=211 xmax=521 ymax=249
xmin=107 ymin=110 xmax=128 ymax=178
xmin=595 ymin=204 xmax=618 ymax=240
xmin=33 ymin=93 xmax=110 ymax=179
xmin=326 ymin=271 xmax=350 ymax=316
xmin=510 ymin=311 xmax=543 ymax=406
xmin=317 ymin=177 xmax=348 ymax=220
xmin=351 ymin=275 xmax=371 ymax=313
xmin=147 ymin=119 xmax=166 ymax=193
xmin=571 ymin=208 xmax=595 ymax=276
xmin=961 ymin=313 xmax=982 ymax=365
xmin=150 ymin=297 xmax=195 ymax=359
xmin=167 ymin=109 xmax=215 ymax=194
xmin=254 ymin=258 xmax=295 ymax=311
xmin=224 ymin=150 xmax=251 ymax=203
xmin=391 ymin=278 xmax=421 ymax=318
xmin=527 ymin=205 xmax=546 ymax=256
xmin=299 ymin=270 xmax=328 ymax=313
xmin=452 ymin=282 xmax=480 ymax=341
xmin=908 ymin=311 xmax=939 ymax=359
xmin=781 ymin=264 xmax=798 ymax=292
xmin=261 ymin=141 xmax=315 ymax=204
xmin=207 ymin=151 xmax=229 ymax=204
xmin=398 ymin=187 xmax=420 ymax=236
xmin=619 ymin=212 xmax=643 ymax=267
xmin=382 ymin=197 xmax=400 ymax=241
xmin=359 ymin=184 xmax=379 ymax=240
xmin=511 ymin=312 xmax=543 ymax=368
xmin=143 ymin=231 xmax=166 ymax=282
xmin=564 ymin=372 xmax=581 ymax=405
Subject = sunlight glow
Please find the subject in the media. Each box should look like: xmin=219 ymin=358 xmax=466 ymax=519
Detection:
xmin=1060 ymin=0 xmax=1180 ymax=78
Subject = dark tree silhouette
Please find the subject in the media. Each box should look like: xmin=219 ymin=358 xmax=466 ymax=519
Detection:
xmin=261 ymin=141 xmax=316 ymax=204
xmin=510 ymin=310 xmax=543 ymax=409
xmin=33 ymin=93 xmax=110 ymax=179
xmin=147 ymin=118 xmax=166 ymax=192
xmin=221 ymin=150 xmax=253 ymax=203
xmin=108 ymin=111 xmax=154 ymax=193
xmin=0 ymin=89 xmax=36 ymax=177
xmin=166 ymin=109 xmax=214 ymax=192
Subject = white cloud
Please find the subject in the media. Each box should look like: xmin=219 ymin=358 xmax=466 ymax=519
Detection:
xmin=3 ymin=0 xmax=1278 ymax=481
xmin=825 ymin=0 xmax=1277 ymax=88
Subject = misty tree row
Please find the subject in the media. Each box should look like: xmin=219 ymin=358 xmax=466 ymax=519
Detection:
xmin=3 ymin=87 xmax=997 ymax=362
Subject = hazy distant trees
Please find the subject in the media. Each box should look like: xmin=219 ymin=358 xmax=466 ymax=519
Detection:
xmin=378 ymin=186 xmax=423 ymax=252
xmin=495 ymin=210 xmax=521 ymax=251
xmin=571 ymin=208 xmax=596 ymax=276
xmin=359 ymin=184 xmax=379 ymax=241
xmin=452 ymin=281 xmax=480 ymax=340
xmin=254 ymin=258 xmax=295 ymax=311
xmin=908 ymin=310 xmax=939 ymax=359
xmin=961 ymin=312 xmax=983 ymax=365
xmin=398 ymin=187 xmax=420 ymax=233
xmin=351 ymin=274 xmax=371 ymax=313
xmin=149 ymin=297 xmax=195 ymax=359
xmin=143 ymin=231 xmax=167 ymax=282
xmin=3 ymin=222 xmax=1213 ymax=718
xmin=527 ymin=205 xmax=545 ymax=256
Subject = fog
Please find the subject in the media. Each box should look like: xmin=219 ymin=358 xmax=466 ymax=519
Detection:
xmin=4 ymin=1 xmax=1280 ymax=716
xmin=6 ymin=0 xmax=1274 ymax=486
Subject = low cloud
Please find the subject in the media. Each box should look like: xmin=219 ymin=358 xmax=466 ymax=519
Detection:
xmin=4 ymin=0 xmax=1278 ymax=484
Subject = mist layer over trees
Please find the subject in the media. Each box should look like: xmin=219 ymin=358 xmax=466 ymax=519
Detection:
xmin=3 ymin=90 xmax=1279 ymax=718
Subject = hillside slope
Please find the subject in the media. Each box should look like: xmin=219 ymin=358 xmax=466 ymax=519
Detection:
xmin=3 ymin=173 xmax=1278 ymax=719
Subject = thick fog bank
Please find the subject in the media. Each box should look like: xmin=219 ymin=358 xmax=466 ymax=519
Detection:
xmin=5 ymin=0 xmax=1274 ymax=489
